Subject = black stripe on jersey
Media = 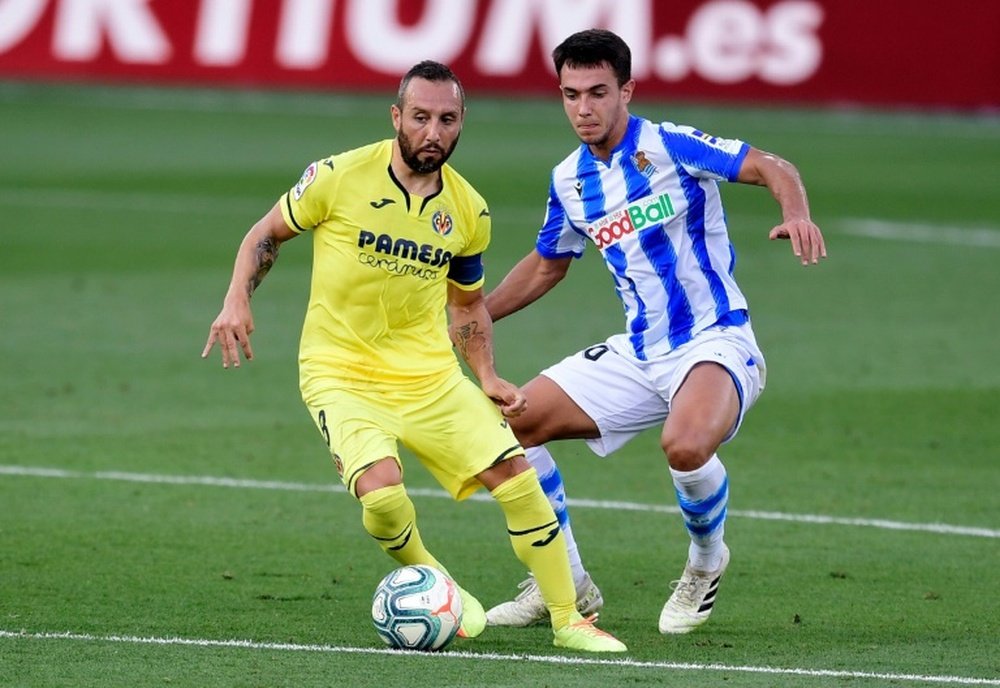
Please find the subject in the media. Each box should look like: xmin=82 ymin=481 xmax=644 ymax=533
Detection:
xmin=418 ymin=186 xmax=442 ymax=215
xmin=447 ymin=253 xmax=484 ymax=285
xmin=284 ymin=193 xmax=307 ymax=232
xmin=386 ymin=164 xmax=444 ymax=214
xmin=386 ymin=165 xmax=410 ymax=212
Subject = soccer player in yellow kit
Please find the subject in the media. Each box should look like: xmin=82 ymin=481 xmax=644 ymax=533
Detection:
xmin=202 ymin=61 xmax=625 ymax=653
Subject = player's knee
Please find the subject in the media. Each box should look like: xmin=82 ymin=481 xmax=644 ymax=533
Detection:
xmin=660 ymin=434 xmax=714 ymax=472
xmin=354 ymin=456 xmax=402 ymax=498
xmin=478 ymin=454 xmax=531 ymax=492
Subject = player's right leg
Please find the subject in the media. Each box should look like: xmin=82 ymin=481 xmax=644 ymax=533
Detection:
xmin=305 ymin=392 xmax=486 ymax=638
xmin=355 ymin=463 xmax=487 ymax=639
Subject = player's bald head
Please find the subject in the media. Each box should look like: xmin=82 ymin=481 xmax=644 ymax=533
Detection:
xmin=397 ymin=60 xmax=465 ymax=110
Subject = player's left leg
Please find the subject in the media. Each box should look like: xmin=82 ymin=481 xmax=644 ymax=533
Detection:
xmin=530 ymin=445 xmax=588 ymax=584
xmin=486 ymin=444 xmax=604 ymax=627
xmin=656 ymin=325 xmax=765 ymax=634
xmin=407 ymin=375 xmax=624 ymax=652
xmin=488 ymin=349 xmax=667 ymax=627
xmin=658 ymin=363 xmax=737 ymax=634
xmin=479 ymin=458 xmax=626 ymax=653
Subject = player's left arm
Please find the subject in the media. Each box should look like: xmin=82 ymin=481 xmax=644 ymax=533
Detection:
xmin=447 ymin=283 xmax=527 ymax=418
xmin=737 ymin=147 xmax=827 ymax=266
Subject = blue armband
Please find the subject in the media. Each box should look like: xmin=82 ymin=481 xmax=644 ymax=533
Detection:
xmin=447 ymin=253 xmax=484 ymax=286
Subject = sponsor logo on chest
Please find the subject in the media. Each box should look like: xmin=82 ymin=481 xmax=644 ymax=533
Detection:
xmin=586 ymin=193 xmax=676 ymax=250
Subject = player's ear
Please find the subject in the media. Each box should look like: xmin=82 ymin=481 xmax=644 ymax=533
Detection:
xmin=390 ymin=103 xmax=402 ymax=132
xmin=620 ymin=79 xmax=636 ymax=105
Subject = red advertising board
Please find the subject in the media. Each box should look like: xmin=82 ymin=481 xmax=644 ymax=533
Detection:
xmin=0 ymin=0 xmax=997 ymax=110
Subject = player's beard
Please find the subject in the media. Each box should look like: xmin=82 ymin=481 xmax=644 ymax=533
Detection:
xmin=579 ymin=127 xmax=611 ymax=148
xmin=576 ymin=117 xmax=615 ymax=149
xmin=397 ymin=130 xmax=460 ymax=174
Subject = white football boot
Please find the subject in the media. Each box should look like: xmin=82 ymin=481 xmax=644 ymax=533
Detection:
xmin=658 ymin=544 xmax=730 ymax=634
xmin=486 ymin=573 xmax=604 ymax=627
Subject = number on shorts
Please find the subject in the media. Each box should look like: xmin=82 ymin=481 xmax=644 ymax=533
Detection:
xmin=583 ymin=344 xmax=610 ymax=361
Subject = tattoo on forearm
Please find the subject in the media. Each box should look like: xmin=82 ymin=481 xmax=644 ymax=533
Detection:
xmin=454 ymin=320 xmax=486 ymax=359
xmin=247 ymin=237 xmax=280 ymax=296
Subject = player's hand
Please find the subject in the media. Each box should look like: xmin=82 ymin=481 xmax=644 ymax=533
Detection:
xmin=202 ymin=300 xmax=255 ymax=369
xmin=769 ymin=218 xmax=827 ymax=266
xmin=482 ymin=376 xmax=528 ymax=418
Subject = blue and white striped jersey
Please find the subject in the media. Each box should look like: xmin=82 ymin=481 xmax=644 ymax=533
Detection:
xmin=537 ymin=115 xmax=752 ymax=361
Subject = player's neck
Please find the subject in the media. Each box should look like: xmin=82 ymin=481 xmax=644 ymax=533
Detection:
xmin=390 ymin=154 xmax=442 ymax=199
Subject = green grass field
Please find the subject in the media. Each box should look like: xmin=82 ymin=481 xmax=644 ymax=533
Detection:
xmin=1 ymin=81 xmax=998 ymax=687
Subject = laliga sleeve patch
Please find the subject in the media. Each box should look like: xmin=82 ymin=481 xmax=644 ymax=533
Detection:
xmin=292 ymin=162 xmax=318 ymax=200
xmin=690 ymin=129 xmax=744 ymax=155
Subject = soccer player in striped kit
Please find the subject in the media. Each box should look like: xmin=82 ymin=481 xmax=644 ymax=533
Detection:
xmin=484 ymin=29 xmax=826 ymax=634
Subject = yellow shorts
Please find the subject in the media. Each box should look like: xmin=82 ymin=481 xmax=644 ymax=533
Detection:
xmin=303 ymin=370 xmax=522 ymax=500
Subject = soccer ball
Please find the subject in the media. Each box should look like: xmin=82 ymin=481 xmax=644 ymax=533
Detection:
xmin=371 ymin=565 xmax=463 ymax=651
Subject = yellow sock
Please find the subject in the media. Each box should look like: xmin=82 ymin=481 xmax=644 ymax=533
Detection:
xmin=492 ymin=468 xmax=576 ymax=628
xmin=359 ymin=484 xmax=445 ymax=571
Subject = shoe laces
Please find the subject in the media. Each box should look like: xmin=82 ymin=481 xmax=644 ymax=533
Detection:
xmin=513 ymin=575 xmax=541 ymax=602
xmin=568 ymin=614 xmax=610 ymax=637
xmin=668 ymin=573 xmax=707 ymax=605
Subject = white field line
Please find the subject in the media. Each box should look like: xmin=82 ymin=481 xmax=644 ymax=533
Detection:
xmin=1 ymin=464 xmax=996 ymax=539
xmin=0 ymin=630 xmax=996 ymax=686
xmin=838 ymin=218 xmax=1000 ymax=248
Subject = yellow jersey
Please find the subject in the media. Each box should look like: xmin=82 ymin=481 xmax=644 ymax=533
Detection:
xmin=279 ymin=139 xmax=491 ymax=398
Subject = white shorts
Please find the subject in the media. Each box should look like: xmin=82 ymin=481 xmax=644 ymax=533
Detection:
xmin=540 ymin=323 xmax=766 ymax=457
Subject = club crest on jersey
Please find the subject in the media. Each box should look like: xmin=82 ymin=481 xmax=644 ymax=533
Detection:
xmin=431 ymin=210 xmax=453 ymax=236
xmin=631 ymin=151 xmax=657 ymax=178
xmin=586 ymin=193 xmax=676 ymax=250
xmin=292 ymin=162 xmax=318 ymax=200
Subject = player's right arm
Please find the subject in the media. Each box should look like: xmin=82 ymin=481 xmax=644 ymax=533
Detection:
xmin=202 ymin=203 xmax=299 ymax=368
xmin=484 ymin=249 xmax=572 ymax=322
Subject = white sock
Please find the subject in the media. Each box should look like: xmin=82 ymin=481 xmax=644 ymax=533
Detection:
xmin=670 ymin=454 xmax=728 ymax=571
xmin=524 ymin=445 xmax=587 ymax=587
